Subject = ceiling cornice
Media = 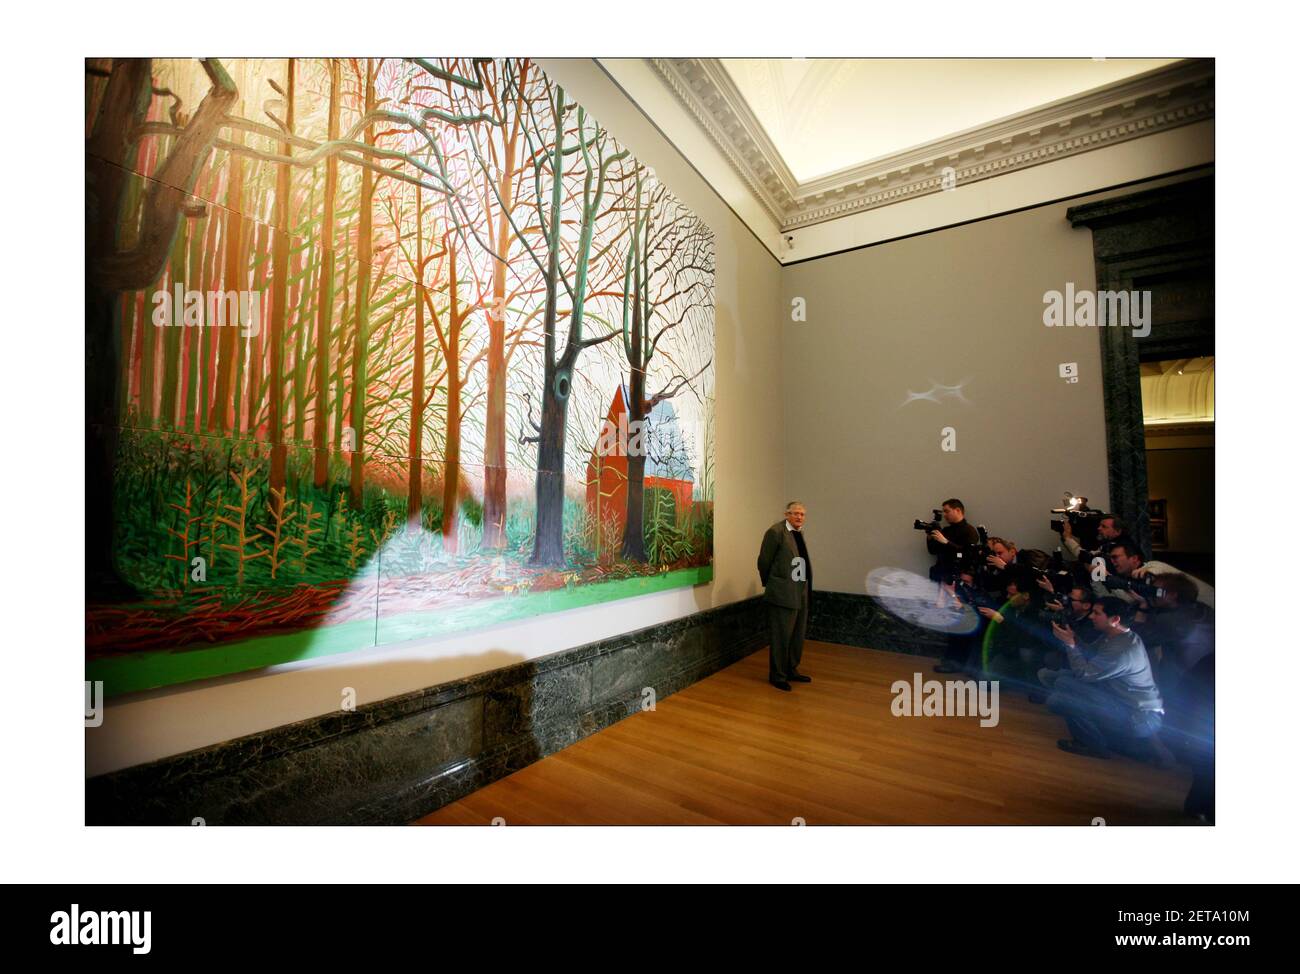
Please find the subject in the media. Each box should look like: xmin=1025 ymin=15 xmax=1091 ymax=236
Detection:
xmin=648 ymin=58 xmax=1214 ymax=233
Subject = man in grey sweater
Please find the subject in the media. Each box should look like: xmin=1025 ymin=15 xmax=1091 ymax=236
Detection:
xmin=1047 ymin=596 xmax=1165 ymax=759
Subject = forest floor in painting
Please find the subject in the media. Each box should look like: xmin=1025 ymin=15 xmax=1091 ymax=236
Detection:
xmin=86 ymin=429 xmax=713 ymax=693
xmin=86 ymin=565 xmax=712 ymax=696
xmin=86 ymin=553 xmax=709 ymax=657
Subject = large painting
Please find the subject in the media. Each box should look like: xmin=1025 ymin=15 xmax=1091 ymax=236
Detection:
xmin=86 ymin=59 xmax=716 ymax=695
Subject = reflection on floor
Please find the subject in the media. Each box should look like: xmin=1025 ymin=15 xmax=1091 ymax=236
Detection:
xmin=413 ymin=640 xmax=1197 ymax=825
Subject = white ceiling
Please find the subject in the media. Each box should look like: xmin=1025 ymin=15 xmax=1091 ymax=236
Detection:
xmin=613 ymin=56 xmax=1213 ymax=261
xmin=719 ymin=58 xmax=1181 ymax=183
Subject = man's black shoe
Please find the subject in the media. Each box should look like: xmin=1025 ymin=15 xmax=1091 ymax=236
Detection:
xmin=1027 ymin=691 xmax=1047 ymax=704
xmin=770 ymin=680 xmax=792 ymax=692
xmin=789 ymin=672 xmax=811 ymax=683
xmin=1058 ymin=739 xmax=1110 ymax=759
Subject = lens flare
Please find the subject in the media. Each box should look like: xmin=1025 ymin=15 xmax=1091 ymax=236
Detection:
xmin=865 ymin=567 xmax=980 ymax=635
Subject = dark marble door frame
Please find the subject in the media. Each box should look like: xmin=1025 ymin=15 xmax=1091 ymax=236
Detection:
xmin=1067 ymin=175 xmax=1213 ymax=559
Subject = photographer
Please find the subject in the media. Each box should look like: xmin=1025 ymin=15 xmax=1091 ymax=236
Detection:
xmin=933 ymin=570 xmax=997 ymax=674
xmin=980 ymin=572 xmax=1056 ymax=684
xmin=981 ymin=536 xmax=1022 ymax=596
xmin=1060 ymin=513 xmax=1130 ymax=566
xmin=924 ymin=498 xmax=980 ymax=582
xmin=1132 ymin=572 xmax=1214 ymax=687
xmin=1032 ymin=582 xmax=1101 ymax=696
xmin=1100 ymin=542 xmax=1215 ymax=610
xmin=1046 ymin=597 xmax=1165 ymax=761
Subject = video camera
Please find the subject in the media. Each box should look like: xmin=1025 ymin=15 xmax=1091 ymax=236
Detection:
xmin=1049 ymin=492 xmax=1105 ymax=550
xmin=913 ymin=509 xmax=944 ymax=533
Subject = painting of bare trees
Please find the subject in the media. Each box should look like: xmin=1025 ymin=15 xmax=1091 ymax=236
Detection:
xmin=85 ymin=58 xmax=716 ymax=694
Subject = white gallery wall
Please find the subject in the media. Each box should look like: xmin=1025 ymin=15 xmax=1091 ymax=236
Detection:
xmin=778 ymin=170 xmax=1208 ymax=594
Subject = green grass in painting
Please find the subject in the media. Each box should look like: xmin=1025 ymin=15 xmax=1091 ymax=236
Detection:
xmin=87 ymin=565 xmax=712 ymax=697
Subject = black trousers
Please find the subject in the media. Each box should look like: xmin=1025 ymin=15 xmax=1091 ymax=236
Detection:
xmin=768 ymin=596 xmax=808 ymax=682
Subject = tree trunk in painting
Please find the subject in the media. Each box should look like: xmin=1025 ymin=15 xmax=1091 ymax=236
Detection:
xmin=621 ymin=288 xmax=648 ymax=563
xmin=531 ymin=355 xmax=572 ymax=568
xmin=348 ymin=60 xmax=375 ymax=511
xmin=209 ymin=136 xmax=244 ymax=435
xmin=85 ymin=57 xmax=237 ymax=599
xmin=441 ymin=238 xmax=463 ymax=554
xmin=482 ymin=220 xmax=509 ymax=550
xmin=529 ymin=183 xmax=568 ymax=568
xmin=244 ymin=220 xmax=269 ymax=434
xmin=158 ymin=220 xmax=187 ymax=427
xmin=313 ymin=58 xmax=339 ymax=488
xmin=481 ymin=59 xmax=528 ymax=551
xmin=407 ymin=185 xmax=424 ymax=529
xmin=268 ymin=59 xmax=295 ymax=502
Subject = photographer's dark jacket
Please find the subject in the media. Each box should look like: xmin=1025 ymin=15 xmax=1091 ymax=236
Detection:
xmin=927 ymin=518 xmax=979 ymax=578
xmin=1137 ymin=603 xmax=1214 ymax=674
xmin=985 ymin=596 xmax=1044 ymax=660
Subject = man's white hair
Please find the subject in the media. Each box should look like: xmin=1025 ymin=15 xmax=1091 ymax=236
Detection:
xmin=785 ymin=501 xmax=805 ymax=512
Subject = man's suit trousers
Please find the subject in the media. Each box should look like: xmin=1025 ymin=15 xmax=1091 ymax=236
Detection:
xmin=768 ymin=593 xmax=808 ymax=683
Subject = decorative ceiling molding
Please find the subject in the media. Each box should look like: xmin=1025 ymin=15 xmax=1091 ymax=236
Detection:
xmin=1141 ymin=356 xmax=1214 ymax=426
xmin=1145 ymin=420 xmax=1214 ymax=438
xmin=648 ymin=58 xmax=1215 ymax=233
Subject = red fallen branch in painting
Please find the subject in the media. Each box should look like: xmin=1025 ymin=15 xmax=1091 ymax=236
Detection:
xmin=85 ymin=581 xmax=358 ymax=656
xmin=84 ymin=549 xmax=707 ymax=657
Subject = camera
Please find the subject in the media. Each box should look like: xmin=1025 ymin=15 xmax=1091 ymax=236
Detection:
xmin=1042 ymin=595 xmax=1073 ymax=629
xmin=913 ymin=509 xmax=944 ymax=532
xmin=1049 ymin=492 xmax=1104 ymax=549
xmin=1103 ymin=574 xmax=1166 ymax=603
xmin=1030 ymin=565 xmax=1075 ymax=625
xmin=1031 ymin=549 xmax=1075 ymax=596
xmin=1031 ymin=564 xmax=1074 ymax=595
xmin=951 ymin=525 xmax=995 ymax=587
xmin=953 ymin=575 xmax=999 ymax=612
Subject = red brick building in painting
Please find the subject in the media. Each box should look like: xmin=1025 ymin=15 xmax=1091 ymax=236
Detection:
xmin=585 ymin=385 xmax=695 ymax=553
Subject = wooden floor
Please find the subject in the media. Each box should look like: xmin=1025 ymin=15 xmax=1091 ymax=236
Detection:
xmin=414 ymin=641 xmax=1197 ymax=825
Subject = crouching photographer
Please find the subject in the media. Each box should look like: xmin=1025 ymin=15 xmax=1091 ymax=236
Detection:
xmin=1131 ymin=572 xmax=1214 ymax=688
xmin=919 ymin=498 xmax=980 ymax=583
xmin=1045 ymin=597 xmax=1167 ymax=762
xmin=979 ymin=569 xmax=1057 ymax=686
xmin=932 ymin=569 xmax=1000 ymax=674
xmin=1031 ymin=581 xmax=1101 ymax=699
xmin=1101 ymin=541 xmax=1215 ymax=610
xmin=982 ymin=536 xmax=1023 ymax=596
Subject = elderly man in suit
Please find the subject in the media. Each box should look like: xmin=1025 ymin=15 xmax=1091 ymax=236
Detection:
xmin=757 ymin=501 xmax=813 ymax=691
